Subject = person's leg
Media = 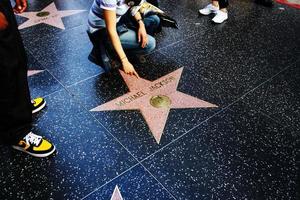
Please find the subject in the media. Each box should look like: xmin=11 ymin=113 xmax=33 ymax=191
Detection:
xmin=117 ymin=14 xmax=159 ymax=55
xmin=87 ymin=29 xmax=112 ymax=72
xmin=212 ymin=0 xmax=228 ymax=23
xmin=199 ymin=1 xmax=219 ymax=15
xmin=143 ymin=14 xmax=160 ymax=36
xmin=0 ymin=0 xmax=32 ymax=145
xmin=0 ymin=0 xmax=55 ymax=157
xmin=119 ymin=28 xmax=156 ymax=56
xmin=212 ymin=0 xmax=220 ymax=8
xmin=218 ymin=0 xmax=229 ymax=10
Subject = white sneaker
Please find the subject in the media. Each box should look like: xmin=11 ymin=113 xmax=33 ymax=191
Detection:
xmin=199 ymin=4 xmax=219 ymax=15
xmin=212 ymin=10 xmax=228 ymax=24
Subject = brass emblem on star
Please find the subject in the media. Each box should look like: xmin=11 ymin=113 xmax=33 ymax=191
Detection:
xmin=36 ymin=11 xmax=50 ymax=17
xmin=91 ymin=68 xmax=218 ymax=144
xmin=17 ymin=2 xmax=86 ymax=30
xmin=150 ymin=95 xmax=171 ymax=108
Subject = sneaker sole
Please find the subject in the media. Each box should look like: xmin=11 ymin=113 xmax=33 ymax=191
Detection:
xmin=12 ymin=145 xmax=56 ymax=158
xmin=199 ymin=10 xmax=218 ymax=15
xmin=199 ymin=10 xmax=211 ymax=15
xmin=32 ymin=100 xmax=46 ymax=114
xmin=212 ymin=18 xmax=228 ymax=24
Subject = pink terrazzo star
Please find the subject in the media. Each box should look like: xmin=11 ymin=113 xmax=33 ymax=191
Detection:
xmin=110 ymin=185 xmax=123 ymax=200
xmin=17 ymin=2 xmax=86 ymax=30
xmin=91 ymin=68 xmax=218 ymax=143
xmin=27 ymin=70 xmax=44 ymax=77
xmin=276 ymin=0 xmax=300 ymax=9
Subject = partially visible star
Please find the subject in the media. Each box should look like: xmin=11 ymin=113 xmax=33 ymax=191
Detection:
xmin=17 ymin=2 xmax=86 ymax=30
xmin=91 ymin=68 xmax=218 ymax=144
xmin=276 ymin=0 xmax=300 ymax=8
xmin=287 ymin=0 xmax=300 ymax=4
xmin=110 ymin=185 xmax=123 ymax=200
xmin=27 ymin=70 xmax=44 ymax=77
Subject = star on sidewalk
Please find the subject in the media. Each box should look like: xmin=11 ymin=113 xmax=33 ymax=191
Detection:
xmin=91 ymin=68 xmax=218 ymax=144
xmin=276 ymin=0 xmax=300 ymax=8
xmin=27 ymin=70 xmax=44 ymax=77
xmin=17 ymin=2 xmax=86 ymax=30
xmin=110 ymin=185 xmax=123 ymax=200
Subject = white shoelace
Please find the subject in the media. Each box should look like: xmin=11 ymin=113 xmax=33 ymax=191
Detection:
xmin=24 ymin=132 xmax=42 ymax=146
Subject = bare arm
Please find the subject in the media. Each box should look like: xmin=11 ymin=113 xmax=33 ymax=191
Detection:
xmin=0 ymin=12 xmax=8 ymax=30
xmin=0 ymin=0 xmax=27 ymax=30
xmin=13 ymin=0 xmax=27 ymax=13
xmin=103 ymin=9 xmax=139 ymax=78
xmin=133 ymin=11 xmax=148 ymax=48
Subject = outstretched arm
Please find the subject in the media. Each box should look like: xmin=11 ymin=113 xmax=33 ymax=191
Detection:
xmin=13 ymin=0 xmax=27 ymax=13
xmin=103 ymin=9 xmax=140 ymax=78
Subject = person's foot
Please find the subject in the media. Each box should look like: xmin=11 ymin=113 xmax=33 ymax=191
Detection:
xmin=212 ymin=10 xmax=228 ymax=23
xmin=31 ymin=97 xmax=46 ymax=114
xmin=12 ymin=132 xmax=56 ymax=157
xmin=255 ymin=0 xmax=274 ymax=7
xmin=199 ymin=4 xmax=219 ymax=15
xmin=88 ymin=47 xmax=112 ymax=73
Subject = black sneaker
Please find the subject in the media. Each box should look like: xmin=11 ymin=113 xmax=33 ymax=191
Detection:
xmin=31 ymin=97 xmax=46 ymax=114
xmin=12 ymin=132 xmax=56 ymax=157
xmin=88 ymin=47 xmax=112 ymax=72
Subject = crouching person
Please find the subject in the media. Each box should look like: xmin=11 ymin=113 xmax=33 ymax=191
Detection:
xmin=87 ymin=0 xmax=160 ymax=77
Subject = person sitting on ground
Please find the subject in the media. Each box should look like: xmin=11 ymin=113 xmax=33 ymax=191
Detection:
xmin=87 ymin=0 xmax=161 ymax=78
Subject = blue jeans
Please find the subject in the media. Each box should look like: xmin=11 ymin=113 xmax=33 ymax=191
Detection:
xmin=87 ymin=14 xmax=160 ymax=70
xmin=116 ymin=14 xmax=160 ymax=56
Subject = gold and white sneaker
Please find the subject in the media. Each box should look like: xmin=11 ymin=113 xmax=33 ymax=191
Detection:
xmin=12 ymin=132 xmax=55 ymax=158
xmin=31 ymin=97 xmax=46 ymax=114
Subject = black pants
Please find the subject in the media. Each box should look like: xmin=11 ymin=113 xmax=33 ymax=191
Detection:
xmin=0 ymin=0 xmax=32 ymax=144
xmin=216 ymin=0 xmax=229 ymax=9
